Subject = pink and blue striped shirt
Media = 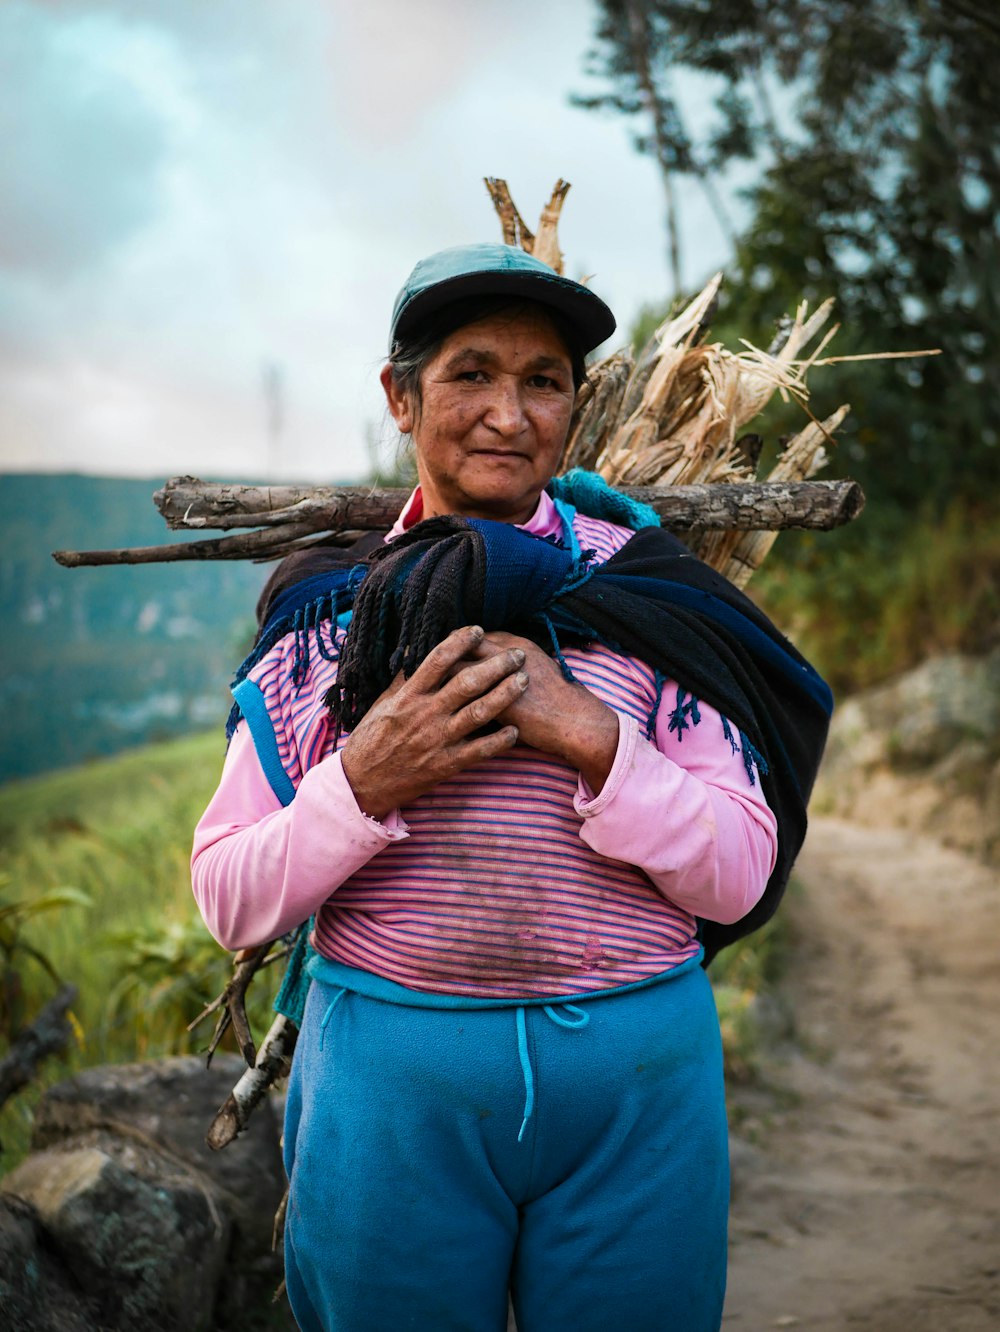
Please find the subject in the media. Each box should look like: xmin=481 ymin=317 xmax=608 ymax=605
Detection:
xmin=191 ymin=490 xmax=777 ymax=998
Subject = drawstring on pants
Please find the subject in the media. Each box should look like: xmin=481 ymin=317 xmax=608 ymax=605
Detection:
xmin=515 ymin=1003 xmax=590 ymax=1143
xmin=317 ymin=984 xmax=589 ymax=1142
xmin=318 ymin=988 xmax=347 ymax=1050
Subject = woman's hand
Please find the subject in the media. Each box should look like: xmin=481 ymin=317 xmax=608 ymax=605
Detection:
xmin=340 ymin=625 xmax=528 ymax=821
xmin=471 ymin=632 xmax=620 ymax=795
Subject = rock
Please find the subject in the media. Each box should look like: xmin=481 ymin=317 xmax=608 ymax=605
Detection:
xmin=3 ymin=1142 xmax=229 ymax=1331
xmin=814 ymin=648 xmax=1000 ymax=863
xmin=1 ymin=1056 xmax=295 ymax=1331
xmin=0 ymin=1192 xmax=99 ymax=1332
xmin=822 ymin=648 xmax=1000 ymax=774
xmin=31 ymin=1055 xmax=286 ymax=1266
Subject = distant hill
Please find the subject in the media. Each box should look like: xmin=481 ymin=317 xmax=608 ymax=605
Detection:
xmin=0 ymin=473 xmax=270 ymax=783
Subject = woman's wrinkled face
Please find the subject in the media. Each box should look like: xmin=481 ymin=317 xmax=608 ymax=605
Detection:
xmin=381 ymin=308 xmax=576 ymax=523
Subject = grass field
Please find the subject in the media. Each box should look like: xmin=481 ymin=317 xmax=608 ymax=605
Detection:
xmin=0 ymin=729 xmax=783 ymax=1165
xmin=0 ymin=729 xmax=287 ymax=1161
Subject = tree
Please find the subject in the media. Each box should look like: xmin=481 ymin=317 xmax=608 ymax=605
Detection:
xmin=575 ymin=0 xmax=737 ymax=292
xmin=578 ymin=0 xmax=1000 ymax=517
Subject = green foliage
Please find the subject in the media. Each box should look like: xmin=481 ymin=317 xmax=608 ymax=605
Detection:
xmin=752 ymin=499 xmax=1000 ymax=695
xmin=0 ymin=731 xmax=250 ymax=1161
xmin=103 ymin=917 xmax=236 ymax=1060
xmin=0 ymin=881 xmax=91 ymax=1040
xmin=104 ymin=914 xmax=281 ymax=1060
xmin=579 ymin=1 xmax=1000 ymax=518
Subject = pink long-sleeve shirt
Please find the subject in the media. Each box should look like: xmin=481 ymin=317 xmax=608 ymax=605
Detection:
xmin=192 ymin=492 xmax=777 ymax=998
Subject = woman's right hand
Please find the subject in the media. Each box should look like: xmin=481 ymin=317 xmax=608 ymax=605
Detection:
xmin=339 ymin=625 xmax=528 ymax=821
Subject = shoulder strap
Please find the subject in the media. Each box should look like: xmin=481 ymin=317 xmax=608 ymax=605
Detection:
xmin=231 ymin=677 xmax=297 ymax=807
xmin=552 ymin=496 xmax=581 ymax=559
xmin=230 ymin=676 xmax=317 ymax=1023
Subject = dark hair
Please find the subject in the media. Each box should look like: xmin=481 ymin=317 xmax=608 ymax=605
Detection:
xmin=386 ymin=294 xmax=589 ymax=419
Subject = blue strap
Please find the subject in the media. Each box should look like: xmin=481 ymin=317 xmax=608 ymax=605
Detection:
xmin=552 ymin=497 xmax=582 ymax=560
xmin=230 ymin=676 xmax=317 ymax=1024
xmin=231 ymin=677 xmax=297 ymax=807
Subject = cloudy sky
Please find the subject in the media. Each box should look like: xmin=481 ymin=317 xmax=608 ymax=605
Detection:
xmin=0 ymin=0 xmax=739 ymax=483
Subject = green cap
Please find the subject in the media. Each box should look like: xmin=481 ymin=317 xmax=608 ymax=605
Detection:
xmin=389 ymin=242 xmax=616 ymax=354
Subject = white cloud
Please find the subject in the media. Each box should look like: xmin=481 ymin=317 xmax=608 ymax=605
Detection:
xmin=0 ymin=0 xmax=739 ymax=484
xmin=0 ymin=5 xmax=167 ymax=279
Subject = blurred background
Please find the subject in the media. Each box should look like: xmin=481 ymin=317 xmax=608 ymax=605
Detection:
xmin=3 ymin=0 xmax=996 ymax=782
xmin=3 ymin=0 xmax=998 ymax=785
xmin=0 ymin=0 xmax=741 ymax=780
xmin=1 ymin=0 xmax=997 ymax=1091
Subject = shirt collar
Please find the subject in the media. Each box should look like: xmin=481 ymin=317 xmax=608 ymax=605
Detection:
xmin=386 ymin=487 xmax=562 ymax=541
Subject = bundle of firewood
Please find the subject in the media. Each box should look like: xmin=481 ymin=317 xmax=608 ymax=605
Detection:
xmin=51 ymin=177 xmax=895 ymax=586
xmin=561 ymin=268 xmax=853 ymax=587
xmin=55 ymin=178 xmax=934 ymax=1151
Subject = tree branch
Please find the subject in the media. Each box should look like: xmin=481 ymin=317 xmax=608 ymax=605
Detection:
xmin=187 ymin=943 xmax=284 ymax=1068
xmin=52 ymin=522 xmax=321 ymax=567
xmin=51 ymin=478 xmax=864 ymax=568
xmin=0 ymin=985 xmax=78 ymax=1110
xmin=205 ymin=1014 xmax=298 ymax=1151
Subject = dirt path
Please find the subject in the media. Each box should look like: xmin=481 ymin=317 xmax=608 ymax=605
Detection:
xmin=723 ymin=817 xmax=1000 ymax=1329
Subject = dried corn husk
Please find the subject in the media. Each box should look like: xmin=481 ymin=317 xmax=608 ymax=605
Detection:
xmin=486 ymin=178 xmax=935 ymax=585
xmin=561 ymin=350 xmax=635 ymax=474
xmin=484 ymin=178 xmax=570 ymax=274
xmin=699 ymin=404 xmax=850 ymax=585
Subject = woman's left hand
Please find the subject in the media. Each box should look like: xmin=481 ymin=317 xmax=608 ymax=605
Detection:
xmin=471 ymin=631 xmax=619 ymax=795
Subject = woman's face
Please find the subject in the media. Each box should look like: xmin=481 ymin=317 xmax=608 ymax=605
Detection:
xmin=381 ymin=307 xmax=576 ymax=524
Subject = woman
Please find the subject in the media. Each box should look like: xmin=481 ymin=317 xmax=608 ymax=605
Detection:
xmin=192 ymin=243 xmax=830 ymax=1332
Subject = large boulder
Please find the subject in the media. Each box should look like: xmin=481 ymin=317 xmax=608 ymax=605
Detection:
xmin=1 ymin=1056 xmax=294 ymax=1331
xmin=0 ymin=1192 xmax=100 ymax=1332
xmin=30 ymin=1055 xmax=286 ymax=1266
xmin=814 ymin=647 xmax=1000 ymax=862
xmin=3 ymin=1140 xmax=229 ymax=1331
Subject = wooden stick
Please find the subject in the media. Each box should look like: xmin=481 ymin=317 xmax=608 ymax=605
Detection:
xmin=205 ymin=1013 xmax=298 ymax=1151
xmin=188 ymin=942 xmax=276 ymax=1068
xmin=0 ymin=985 xmax=78 ymax=1110
xmin=154 ymin=478 xmax=405 ymax=531
xmin=531 ymin=179 xmax=571 ymax=274
xmin=51 ymin=479 xmax=864 ymax=569
xmin=164 ymin=478 xmax=866 ymax=531
xmin=51 ymin=522 xmax=321 ymax=567
xmin=483 ymin=178 xmax=534 ymax=252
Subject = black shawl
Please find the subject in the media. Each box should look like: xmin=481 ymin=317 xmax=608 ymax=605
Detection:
xmin=237 ymin=514 xmax=831 ymax=968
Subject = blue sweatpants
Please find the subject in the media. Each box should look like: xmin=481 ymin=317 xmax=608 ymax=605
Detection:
xmin=282 ymin=963 xmax=729 ymax=1332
